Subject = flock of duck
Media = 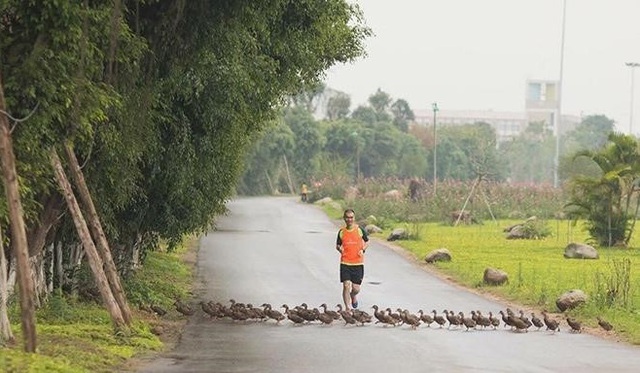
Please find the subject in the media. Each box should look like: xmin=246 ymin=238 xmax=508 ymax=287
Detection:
xmin=145 ymin=299 xmax=614 ymax=334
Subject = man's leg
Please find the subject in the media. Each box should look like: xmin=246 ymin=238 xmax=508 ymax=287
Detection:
xmin=350 ymin=283 xmax=360 ymax=308
xmin=350 ymin=265 xmax=363 ymax=308
xmin=342 ymin=280 xmax=353 ymax=311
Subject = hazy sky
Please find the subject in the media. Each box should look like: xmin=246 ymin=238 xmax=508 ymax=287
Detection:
xmin=324 ymin=0 xmax=640 ymax=133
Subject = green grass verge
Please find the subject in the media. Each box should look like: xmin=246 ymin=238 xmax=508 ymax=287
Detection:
xmin=2 ymin=237 xmax=197 ymax=372
xmin=373 ymin=219 xmax=640 ymax=344
xmin=317 ymin=201 xmax=640 ymax=344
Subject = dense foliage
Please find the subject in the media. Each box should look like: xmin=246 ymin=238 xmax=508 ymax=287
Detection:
xmin=566 ymin=133 xmax=640 ymax=247
xmin=0 ymin=0 xmax=369 ymax=297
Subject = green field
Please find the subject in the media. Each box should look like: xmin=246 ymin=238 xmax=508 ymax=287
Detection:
xmin=375 ymin=219 xmax=640 ymax=344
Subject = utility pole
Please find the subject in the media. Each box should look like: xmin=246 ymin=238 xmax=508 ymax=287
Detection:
xmin=626 ymin=62 xmax=640 ymax=135
xmin=554 ymin=0 xmax=567 ymax=188
xmin=432 ymin=102 xmax=439 ymax=195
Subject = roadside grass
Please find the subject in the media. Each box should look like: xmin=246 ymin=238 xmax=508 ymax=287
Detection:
xmin=2 ymin=237 xmax=197 ymax=372
xmin=320 ymin=200 xmax=640 ymax=344
xmin=377 ymin=220 xmax=640 ymax=345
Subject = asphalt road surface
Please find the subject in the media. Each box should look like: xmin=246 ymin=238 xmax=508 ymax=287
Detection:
xmin=138 ymin=196 xmax=640 ymax=373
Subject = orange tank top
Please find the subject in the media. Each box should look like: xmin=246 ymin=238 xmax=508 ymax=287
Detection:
xmin=339 ymin=225 xmax=364 ymax=265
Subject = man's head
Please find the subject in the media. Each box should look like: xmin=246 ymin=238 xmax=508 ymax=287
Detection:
xmin=343 ymin=209 xmax=355 ymax=227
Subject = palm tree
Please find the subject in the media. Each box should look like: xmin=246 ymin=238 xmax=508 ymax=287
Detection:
xmin=565 ymin=133 xmax=640 ymax=247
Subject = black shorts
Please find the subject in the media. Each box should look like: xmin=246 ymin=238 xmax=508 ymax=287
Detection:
xmin=340 ymin=264 xmax=364 ymax=285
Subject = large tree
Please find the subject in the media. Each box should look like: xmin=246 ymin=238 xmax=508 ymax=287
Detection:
xmin=390 ymin=98 xmax=414 ymax=133
xmin=326 ymin=92 xmax=351 ymax=121
xmin=1 ymin=0 xmax=370 ymax=334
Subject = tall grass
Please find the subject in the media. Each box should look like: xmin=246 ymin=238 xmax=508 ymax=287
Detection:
xmin=314 ymin=178 xmax=567 ymax=223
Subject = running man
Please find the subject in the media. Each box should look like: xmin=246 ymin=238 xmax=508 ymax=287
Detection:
xmin=336 ymin=209 xmax=369 ymax=311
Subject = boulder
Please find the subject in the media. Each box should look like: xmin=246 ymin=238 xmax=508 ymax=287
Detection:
xmin=314 ymin=197 xmax=333 ymax=205
xmin=556 ymin=289 xmax=588 ymax=312
xmin=483 ymin=267 xmax=508 ymax=286
xmin=504 ymin=216 xmax=542 ymax=239
xmin=505 ymin=224 xmax=527 ymax=239
xmin=564 ymin=242 xmax=599 ymax=259
xmin=365 ymin=215 xmax=378 ymax=225
xmin=387 ymin=228 xmax=408 ymax=241
xmin=424 ymin=248 xmax=452 ymax=263
xmin=364 ymin=224 xmax=383 ymax=234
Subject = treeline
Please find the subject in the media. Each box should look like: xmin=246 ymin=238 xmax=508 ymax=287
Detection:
xmin=242 ymin=90 xmax=640 ymax=248
xmin=240 ymin=86 xmax=619 ymax=195
xmin=0 ymin=0 xmax=369 ymax=348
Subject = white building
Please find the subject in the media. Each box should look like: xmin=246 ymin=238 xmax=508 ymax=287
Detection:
xmin=413 ymin=79 xmax=581 ymax=144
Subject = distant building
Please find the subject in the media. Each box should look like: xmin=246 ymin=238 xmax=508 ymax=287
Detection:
xmin=413 ymin=79 xmax=581 ymax=144
xmin=413 ymin=109 xmax=528 ymax=143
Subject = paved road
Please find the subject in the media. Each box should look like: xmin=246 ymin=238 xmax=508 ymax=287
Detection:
xmin=139 ymin=196 xmax=640 ymax=373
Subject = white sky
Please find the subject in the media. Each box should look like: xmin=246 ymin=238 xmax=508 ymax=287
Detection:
xmin=324 ymin=0 xmax=640 ymax=133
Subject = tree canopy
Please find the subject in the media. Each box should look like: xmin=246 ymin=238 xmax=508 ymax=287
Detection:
xmin=1 ymin=0 xmax=370 ymax=273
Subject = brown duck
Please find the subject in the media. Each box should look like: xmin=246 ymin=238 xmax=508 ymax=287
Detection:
xmin=317 ymin=311 xmax=335 ymax=325
xmin=567 ymin=317 xmax=582 ymax=333
xmin=518 ymin=310 xmax=532 ymax=330
xmin=499 ymin=310 xmax=514 ymax=329
xmin=432 ymin=310 xmax=447 ymax=328
xmin=150 ymin=304 xmax=167 ymax=317
xmin=541 ymin=310 xmax=560 ymax=332
xmin=261 ymin=303 xmax=285 ymax=324
xmin=446 ymin=310 xmax=462 ymax=329
xmin=402 ymin=310 xmax=422 ymax=330
xmin=386 ymin=308 xmax=403 ymax=325
xmin=418 ymin=310 xmax=434 ymax=327
xmin=336 ymin=305 xmax=357 ymax=326
xmin=295 ymin=304 xmax=318 ymax=323
xmin=473 ymin=311 xmax=491 ymax=329
xmin=199 ymin=301 xmax=217 ymax=318
xmin=459 ymin=312 xmax=477 ymax=331
xmin=319 ymin=303 xmax=341 ymax=320
xmin=352 ymin=309 xmax=373 ymax=326
xmin=509 ymin=315 xmax=529 ymax=333
xmin=597 ymin=317 xmax=613 ymax=331
xmin=488 ymin=311 xmax=500 ymax=329
xmin=372 ymin=305 xmax=396 ymax=327
xmin=282 ymin=304 xmax=305 ymax=325
xmin=173 ymin=300 xmax=194 ymax=316
xmin=530 ymin=313 xmax=544 ymax=330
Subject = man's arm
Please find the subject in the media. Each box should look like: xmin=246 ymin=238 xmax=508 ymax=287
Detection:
xmin=361 ymin=227 xmax=369 ymax=252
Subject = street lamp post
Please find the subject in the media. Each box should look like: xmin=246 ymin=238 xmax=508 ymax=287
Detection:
xmin=554 ymin=0 xmax=567 ymax=189
xmin=432 ymin=102 xmax=439 ymax=195
xmin=626 ymin=62 xmax=640 ymax=135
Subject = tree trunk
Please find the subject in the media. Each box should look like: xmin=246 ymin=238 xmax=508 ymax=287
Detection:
xmin=6 ymin=257 xmax=16 ymax=296
xmin=0 ymin=71 xmax=37 ymax=352
xmin=0 ymin=226 xmax=15 ymax=345
xmin=283 ymin=155 xmax=295 ymax=194
xmin=50 ymin=149 xmax=125 ymax=330
xmin=55 ymin=242 xmax=63 ymax=291
xmin=63 ymin=143 xmax=132 ymax=325
xmin=29 ymin=254 xmax=46 ymax=308
xmin=47 ymin=243 xmax=54 ymax=294
xmin=26 ymin=194 xmax=63 ymax=257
